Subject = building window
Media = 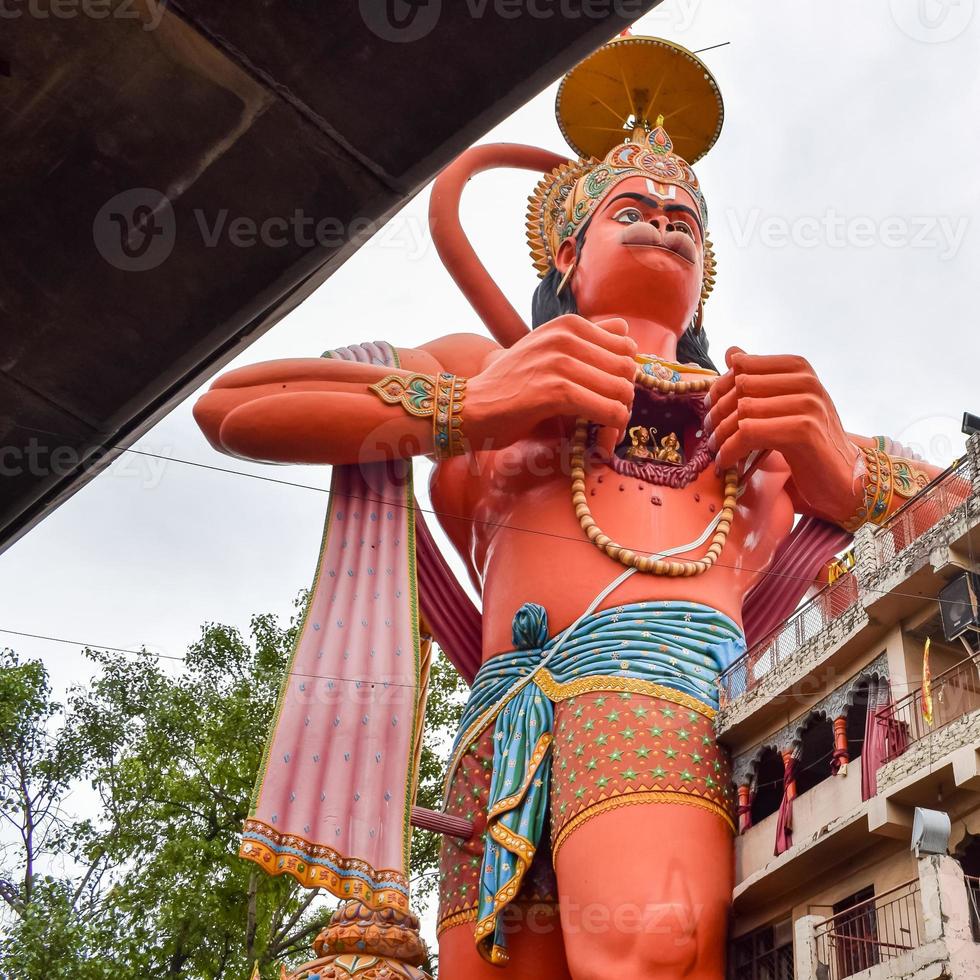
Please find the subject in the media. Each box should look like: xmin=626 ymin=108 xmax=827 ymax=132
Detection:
xmin=750 ymin=747 xmax=784 ymax=824
xmin=730 ymin=919 xmax=794 ymax=980
xmin=795 ymin=715 xmax=834 ymax=796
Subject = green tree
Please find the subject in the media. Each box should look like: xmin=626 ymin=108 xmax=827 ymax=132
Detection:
xmin=0 ymin=599 xmax=466 ymax=979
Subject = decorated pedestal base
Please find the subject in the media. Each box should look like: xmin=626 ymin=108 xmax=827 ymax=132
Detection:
xmin=285 ymin=901 xmax=431 ymax=980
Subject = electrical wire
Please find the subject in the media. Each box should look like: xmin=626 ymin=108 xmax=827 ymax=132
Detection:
xmin=0 ymin=617 xmax=874 ymax=794
xmin=0 ymin=622 xmax=937 ymax=701
xmin=81 ymin=442 xmax=975 ymax=610
xmin=3 ymin=424 xmax=973 ymax=696
xmin=12 ymin=418 xmax=970 ymax=607
xmin=0 ymin=627 xmax=415 ymax=689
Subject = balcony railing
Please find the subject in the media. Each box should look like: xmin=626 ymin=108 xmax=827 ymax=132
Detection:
xmin=718 ymin=573 xmax=859 ymax=704
xmin=718 ymin=454 xmax=976 ymax=708
xmin=875 ymin=454 xmax=974 ymax=567
xmin=877 ymin=652 xmax=980 ymax=764
xmin=966 ymin=875 xmax=980 ymax=942
xmin=813 ymin=879 xmax=922 ymax=980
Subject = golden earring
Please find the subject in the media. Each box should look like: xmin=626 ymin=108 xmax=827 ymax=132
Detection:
xmin=556 ymin=260 xmax=576 ymax=296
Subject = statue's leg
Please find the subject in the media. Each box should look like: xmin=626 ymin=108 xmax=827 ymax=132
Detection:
xmin=554 ymin=803 xmax=732 ymax=979
xmin=549 ymin=692 xmax=736 ymax=979
xmin=438 ymin=907 xmax=572 ymax=980
xmin=437 ymin=718 xmax=571 ymax=979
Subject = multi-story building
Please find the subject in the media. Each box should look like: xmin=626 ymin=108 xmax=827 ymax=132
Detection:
xmin=719 ymin=434 xmax=980 ymax=980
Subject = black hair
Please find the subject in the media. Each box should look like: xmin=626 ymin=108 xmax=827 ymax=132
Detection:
xmin=530 ymin=222 xmax=717 ymax=373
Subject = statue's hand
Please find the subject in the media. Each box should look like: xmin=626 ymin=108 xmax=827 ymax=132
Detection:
xmin=466 ymin=314 xmax=637 ymax=449
xmin=704 ymin=347 xmax=863 ymax=524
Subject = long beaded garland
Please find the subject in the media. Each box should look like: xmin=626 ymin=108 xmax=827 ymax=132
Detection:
xmin=571 ymin=357 xmax=739 ymax=577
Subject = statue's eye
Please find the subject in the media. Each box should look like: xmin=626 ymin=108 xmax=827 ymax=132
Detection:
xmin=670 ymin=221 xmax=693 ymax=238
xmin=613 ymin=207 xmax=644 ymax=225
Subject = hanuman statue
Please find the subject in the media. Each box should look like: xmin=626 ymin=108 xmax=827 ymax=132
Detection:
xmin=195 ymin=35 xmax=936 ymax=980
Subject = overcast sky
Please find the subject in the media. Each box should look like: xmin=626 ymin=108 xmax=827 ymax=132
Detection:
xmin=2 ymin=0 xmax=977 ymax=934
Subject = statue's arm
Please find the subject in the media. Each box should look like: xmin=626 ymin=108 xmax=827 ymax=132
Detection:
xmin=195 ymin=316 xmax=639 ymax=466
xmin=193 ymin=333 xmax=497 ymax=466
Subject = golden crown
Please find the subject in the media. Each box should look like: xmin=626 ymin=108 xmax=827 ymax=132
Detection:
xmin=526 ymin=35 xmax=724 ymax=302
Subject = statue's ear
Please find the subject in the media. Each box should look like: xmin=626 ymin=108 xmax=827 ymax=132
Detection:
xmin=555 ymin=238 xmax=577 ymax=275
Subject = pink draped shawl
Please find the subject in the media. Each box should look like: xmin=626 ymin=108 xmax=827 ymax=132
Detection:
xmin=241 ymin=343 xmax=423 ymax=910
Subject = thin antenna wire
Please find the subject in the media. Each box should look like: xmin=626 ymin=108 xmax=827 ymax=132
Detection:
xmin=692 ymin=42 xmax=731 ymax=55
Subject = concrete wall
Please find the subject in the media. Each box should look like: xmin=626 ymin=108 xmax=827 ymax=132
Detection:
xmin=878 ymin=710 xmax=980 ymax=793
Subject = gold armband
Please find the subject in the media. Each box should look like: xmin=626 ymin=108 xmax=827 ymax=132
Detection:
xmin=842 ymin=443 xmax=931 ymax=531
xmin=368 ymin=372 xmax=467 ymax=459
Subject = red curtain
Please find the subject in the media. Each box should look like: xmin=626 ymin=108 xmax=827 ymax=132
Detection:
xmin=742 ymin=517 xmax=852 ymax=646
xmin=860 ymin=692 xmax=879 ymax=800
xmin=774 ymin=754 xmax=798 ymax=855
xmin=861 ymin=680 xmax=908 ymax=800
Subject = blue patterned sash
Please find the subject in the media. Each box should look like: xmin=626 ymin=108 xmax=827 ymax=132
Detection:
xmin=454 ymin=600 xmax=744 ymax=964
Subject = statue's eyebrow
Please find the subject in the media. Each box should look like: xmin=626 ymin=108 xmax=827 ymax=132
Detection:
xmin=601 ymin=193 xmax=704 ymax=236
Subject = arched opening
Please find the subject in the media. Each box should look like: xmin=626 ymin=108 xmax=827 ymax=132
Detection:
xmin=750 ymin=747 xmax=783 ymax=825
xmin=795 ymin=714 xmax=835 ymax=796
xmin=847 ymin=679 xmax=871 ymax=762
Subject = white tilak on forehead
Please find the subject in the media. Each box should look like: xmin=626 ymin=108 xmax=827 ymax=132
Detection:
xmin=644 ymin=179 xmax=678 ymax=201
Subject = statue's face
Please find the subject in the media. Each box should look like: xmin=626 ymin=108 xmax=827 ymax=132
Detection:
xmin=558 ymin=175 xmax=704 ymax=333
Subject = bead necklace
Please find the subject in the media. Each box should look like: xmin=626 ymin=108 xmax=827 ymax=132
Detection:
xmin=570 ymin=356 xmax=738 ymax=577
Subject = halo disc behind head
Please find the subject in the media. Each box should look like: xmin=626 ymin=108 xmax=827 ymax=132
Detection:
xmin=556 ymin=35 xmax=724 ymax=164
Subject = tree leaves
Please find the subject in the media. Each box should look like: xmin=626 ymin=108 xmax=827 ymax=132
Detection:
xmin=0 ymin=600 xmax=467 ymax=978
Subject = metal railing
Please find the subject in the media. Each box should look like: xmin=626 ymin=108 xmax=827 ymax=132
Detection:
xmin=965 ymin=875 xmax=980 ymax=942
xmin=874 ymin=455 xmax=974 ymax=566
xmin=718 ymin=573 xmax=859 ymax=705
xmin=813 ymin=879 xmax=922 ymax=980
xmin=718 ymin=456 xmax=975 ymax=708
xmin=877 ymin=653 xmax=980 ymax=764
